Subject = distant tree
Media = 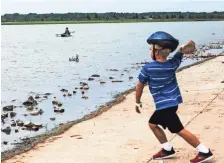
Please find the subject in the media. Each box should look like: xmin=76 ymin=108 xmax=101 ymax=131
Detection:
xmin=94 ymin=13 xmax=99 ymax=19
xmin=112 ymin=13 xmax=118 ymax=19
xmin=1 ymin=12 xmax=224 ymax=22
xmin=86 ymin=14 xmax=91 ymax=20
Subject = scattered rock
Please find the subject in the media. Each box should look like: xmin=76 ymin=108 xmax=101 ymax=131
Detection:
xmin=40 ymin=109 xmax=44 ymax=115
xmin=100 ymin=81 xmax=106 ymax=84
xmin=54 ymin=108 xmax=65 ymax=113
xmin=44 ymin=93 xmax=52 ymax=96
xmin=75 ymin=87 xmax=78 ymax=89
xmin=2 ymin=127 xmax=11 ymax=135
xmin=73 ymin=91 xmax=77 ymax=94
xmin=3 ymin=105 xmax=14 ymax=111
xmin=43 ymin=95 xmax=48 ymax=98
xmin=11 ymin=120 xmax=16 ymax=127
xmin=27 ymin=106 xmax=34 ymax=111
xmin=63 ymin=94 xmax=66 ymax=97
xmin=129 ymin=76 xmax=133 ymax=80
xmin=112 ymin=80 xmax=123 ymax=83
xmin=81 ymin=91 xmax=85 ymax=95
xmin=221 ymin=81 xmax=224 ymax=83
xmin=52 ymin=97 xmax=59 ymax=105
xmin=88 ymin=77 xmax=94 ymax=81
xmin=15 ymin=129 xmax=19 ymax=133
xmin=30 ymin=110 xmax=41 ymax=116
xmin=58 ymin=102 xmax=63 ymax=107
xmin=50 ymin=117 xmax=56 ymax=121
xmin=121 ymin=74 xmax=124 ymax=76
xmin=21 ymin=127 xmax=26 ymax=130
xmin=3 ymin=141 xmax=8 ymax=145
xmin=34 ymin=123 xmax=43 ymax=128
xmin=16 ymin=120 xmax=24 ymax=127
xmin=23 ymin=96 xmax=38 ymax=106
xmin=77 ymin=137 xmax=83 ymax=139
xmin=109 ymin=77 xmax=114 ymax=80
xmin=10 ymin=112 xmax=17 ymax=118
xmin=35 ymin=95 xmax=40 ymax=99
xmin=1 ymin=113 xmax=8 ymax=120
xmin=68 ymin=93 xmax=72 ymax=96
xmin=23 ymin=122 xmax=42 ymax=131
xmin=24 ymin=122 xmax=35 ymax=128
xmin=80 ymin=82 xmax=88 ymax=86
xmin=60 ymin=89 xmax=68 ymax=92
xmin=82 ymin=96 xmax=89 ymax=99
xmin=91 ymin=74 xmax=100 ymax=77
xmin=83 ymin=85 xmax=89 ymax=90
xmin=12 ymin=99 xmax=16 ymax=102
xmin=109 ymin=69 xmax=118 ymax=71
xmin=32 ymin=126 xmax=39 ymax=131
xmin=23 ymin=114 xmax=28 ymax=117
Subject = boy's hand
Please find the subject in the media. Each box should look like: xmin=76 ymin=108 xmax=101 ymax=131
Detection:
xmin=135 ymin=106 xmax=141 ymax=114
xmin=180 ymin=40 xmax=196 ymax=55
xmin=135 ymin=102 xmax=142 ymax=114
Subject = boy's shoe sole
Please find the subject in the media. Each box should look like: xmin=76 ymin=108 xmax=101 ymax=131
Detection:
xmin=189 ymin=155 xmax=214 ymax=163
xmin=153 ymin=148 xmax=176 ymax=160
xmin=153 ymin=153 xmax=176 ymax=160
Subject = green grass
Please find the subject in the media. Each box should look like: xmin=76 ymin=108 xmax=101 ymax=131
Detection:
xmin=2 ymin=19 xmax=224 ymax=25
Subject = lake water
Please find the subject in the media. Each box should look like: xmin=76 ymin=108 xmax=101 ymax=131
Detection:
xmin=1 ymin=21 xmax=224 ymax=151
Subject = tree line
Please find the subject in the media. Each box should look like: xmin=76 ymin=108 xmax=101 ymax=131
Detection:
xmin=1 ymin=12 xmax=224 ymax=22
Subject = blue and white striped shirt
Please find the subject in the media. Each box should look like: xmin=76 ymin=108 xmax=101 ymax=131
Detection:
xmin=138 ymin=52 xmax=183 ymax=110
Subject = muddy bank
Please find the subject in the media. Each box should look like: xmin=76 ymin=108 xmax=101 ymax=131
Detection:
xmin=1 ymin=55 xmax=220 ymax=161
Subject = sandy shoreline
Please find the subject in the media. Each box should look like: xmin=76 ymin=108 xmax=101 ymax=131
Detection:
xmin=3 ymin=56 xmax=224 ymax=163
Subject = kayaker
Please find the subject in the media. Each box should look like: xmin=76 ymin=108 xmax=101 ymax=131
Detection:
xmin=64 ymin=27 xmax=70 ymax=35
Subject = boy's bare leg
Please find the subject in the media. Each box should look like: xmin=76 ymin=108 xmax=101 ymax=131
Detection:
xmin=149 ymin=123 xmax=176 ymax=160
xmin=178 ymin=129 xmax=200 ymax=147
xmin=149 ymin=123 xmax=168 ymax=144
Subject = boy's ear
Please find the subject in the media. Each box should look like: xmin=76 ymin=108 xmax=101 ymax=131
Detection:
xmin=164 ymin=49 xmax=171 ymax=53
xmin=154 ymin=50 xmax=159 ymax=55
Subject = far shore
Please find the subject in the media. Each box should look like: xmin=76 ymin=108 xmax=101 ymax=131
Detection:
xmin=1 ymin=19 xmax=224 ymax=25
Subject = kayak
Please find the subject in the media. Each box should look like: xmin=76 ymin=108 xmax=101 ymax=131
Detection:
xmin=61 ymin=34 xmax=72 ymax=37
xmin=56 ymin=31 xmax=75 ymax=37
xmin=56 ymin=34 xmax=72 ymax=37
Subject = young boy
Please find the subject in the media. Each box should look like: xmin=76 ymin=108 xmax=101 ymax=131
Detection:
xmin=135 ymin=31 xmax=214 ymax=163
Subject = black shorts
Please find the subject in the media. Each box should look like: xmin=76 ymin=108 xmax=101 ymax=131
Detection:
xmin=149 ymin=106 xmax=184 ymax=133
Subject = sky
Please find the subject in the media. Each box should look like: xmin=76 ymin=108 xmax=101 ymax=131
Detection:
xmin=1 ymin=0 xmax=224 ymax=14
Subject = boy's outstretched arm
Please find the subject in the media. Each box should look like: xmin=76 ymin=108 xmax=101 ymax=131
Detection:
xmin=135 ymin=81 xmax=144 ymax=113
xmin=170 ymin=40 xmax=196 ymax=70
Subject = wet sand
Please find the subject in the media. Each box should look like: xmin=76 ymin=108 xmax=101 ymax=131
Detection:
xmin=3 ymin=56 xmax=224 ymax=163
